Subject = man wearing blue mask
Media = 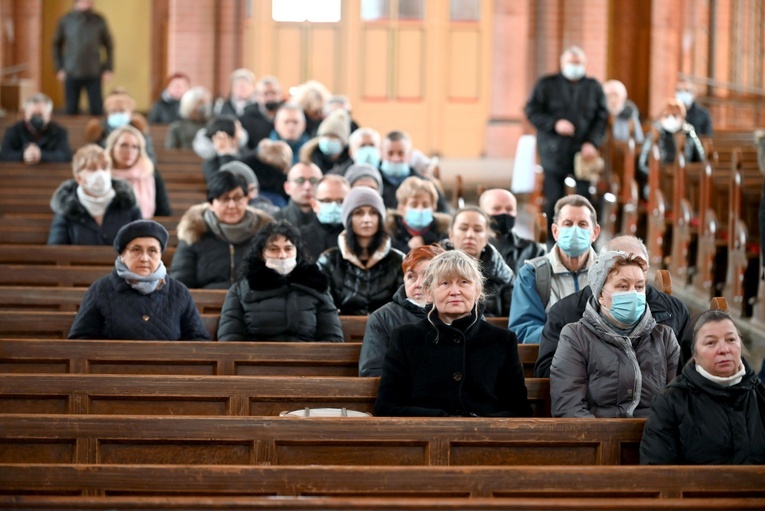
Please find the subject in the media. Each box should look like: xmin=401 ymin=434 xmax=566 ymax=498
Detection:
xmin=379 ymin=130 xmax=450 ymax=213
xmin=675 ymin=79 xmax=713 ymax=136
xmin=301 ymin=174 xmax=350 ymax=261
xmin=348 ymin=128 xmax=382 ymax=170
xmin=509 ymin=194 xmax=600 ymax=344
xmin=524 ymin=46 xmax=608 ymax=238
xmin=387 ymin=176 xmax=451 ymax=254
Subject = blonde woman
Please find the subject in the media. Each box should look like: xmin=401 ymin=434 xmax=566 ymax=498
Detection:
xmin=106 ymin=125 xmax=171 ymax=218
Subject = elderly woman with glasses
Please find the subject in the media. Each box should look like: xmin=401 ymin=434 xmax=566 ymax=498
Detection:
xmin=170 ymin=170 xmax=272 ymax=289
xmin=374 ymin=250 xmax=531 ymax=417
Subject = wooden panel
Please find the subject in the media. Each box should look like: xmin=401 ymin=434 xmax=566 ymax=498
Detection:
xmin=361 ymin=27 xmax=390 ymax=98
xmin=447 ymin=29 xmax=480 ymax=100
xmin=450 ymin=442 xmax=599 ymax=465
xmin=274 ymin=25 xmax=303 ymax=89
xmin=89 ymin=397 xmax=230 ymax=416
xmin=0 ymin=441 xmax=74 ymax=464
xmin=99 ymin=441 xmax=252 ymax=465
xmin=396 ymin=28 xmax=424 ymax=99
xmin=274 ymin=442 xmax=427 ymax=466
xmin=308 ymin=27 xmax=339 ymax=92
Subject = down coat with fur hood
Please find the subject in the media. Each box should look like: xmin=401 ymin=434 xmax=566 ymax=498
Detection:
xmin=169 ymin=203 xmax=272 ymax=289
xmin=47 ymin=178 xmax=141 ymax=246
xmin=216 ymin=258 xmax=343 ymax=342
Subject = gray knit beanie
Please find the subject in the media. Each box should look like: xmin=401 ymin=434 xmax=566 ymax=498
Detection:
xmin=345 ymin=163 xmax=383 ymax=193
xmin=341 ymin=186 xmax=386 ymax=228
xmin=588 ymin=250 xmax=626 ymax=298
xmin=220 ymin=161 xmax=258 ymax=189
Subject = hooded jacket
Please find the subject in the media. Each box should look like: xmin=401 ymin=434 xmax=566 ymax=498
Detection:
xmin=536 ymin=285 xmax=691 ymax=377
xmin=386 ymin=210 xmax=450 ymax=255
xmin=316 ymin=232 xmax=404 ymax=315
xmin=217 ymin=258 xmax=343 ymax=342
xmin=169 ymin=203 xmax=272 ymax=289
xmin=359 ymin=284 xmax=429 ymax=377
xmin=374 ymin=311 xmax=531 ymax=417
xmin=551 ymin=299 xmax=680 ymax=418
xmin=299 ymin=137 xmax=353 ymax=175
xmin=640 ymin=359 xmax=765 ymax=464
xmin=47 ymin=178 xmax=141 ymax=246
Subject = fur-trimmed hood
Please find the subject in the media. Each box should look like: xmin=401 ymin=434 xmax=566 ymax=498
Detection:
xmin=298 ymin=137 xmax=321 ymax=163
xmin=385 ymin=209 xmax=452 ymax=235
xmin=85 ymin=113 xmax=150 ymax=144
xmin=50 ymin=178 xmax=138 ymax=220
xmin=176 ymin=203 xmax=273 ymax=245
xmin=245 ymin=257 xmax=329 ymax=294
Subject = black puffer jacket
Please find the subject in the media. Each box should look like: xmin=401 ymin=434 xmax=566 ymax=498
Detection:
xmin=47 ymin=179 xmax=142 ymax=246
xmin=374 ymin=312 xmax=531 ymax=417
xmin=491 ymin=230 xmax=547 ymax=275
xmin=440 ymin=240 xmax=514 ymax=317
xmin=316 ymin=233 xmax=404 ymax=315
xmin=68 ymin=271 xmax=210 ymax=340
xmin=536 ymin=285 xmax=691 ymax=378
xmin=300 ymin=220 xmax=343 ymax=263
xmin=169 ymin=204 xmax=273 ymax=289
xmin=640 ymin=360 xmax=765 ymax=464
xmin=217 ymin=259 xmax=343 ymax=342
xmin=359 ymin=284 xmax=428 ymax=376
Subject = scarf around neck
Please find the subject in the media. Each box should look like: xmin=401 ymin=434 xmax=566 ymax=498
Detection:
xmin=696 ymin=362 xmax=746 ymax=387
xmin=203 ymin=207 xmax=259 ymax=244
xmin=112 ymin=164 xmax=155 ymax=219
xmin=115 ymin=256 xmax=167 ymax=295
xmin=76 ymin=185 xmax=116 ymax=219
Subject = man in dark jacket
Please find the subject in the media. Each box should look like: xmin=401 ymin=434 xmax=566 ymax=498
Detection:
xmin=524 ymin=46 xmax=608 ymax=234
xmin=479 ymin=188 xmax=546 ymax=274
xmin=241 ymin=76 xmax=283 ymax=150
xmin=0 ymin=93 xmax=72 ymax=164
xmin=301 ymin=174 xmax=350 ymax=261
xmin=52 ymin=0 xmax=114 ymax=115
xmin=274 ymin=162 xmax=322 ymax=229
xmin=675 ymin=79 xmax=713 ymax=136
xmin=534 ymin=235 xmax=691 ymax=378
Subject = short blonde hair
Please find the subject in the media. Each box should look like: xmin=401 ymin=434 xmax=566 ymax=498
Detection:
xmin=105 ymin=125 xmax=154 ymax=177
xmin=395 ymin=176 xmax=438 ymax=207
xmin=257 ymin=139 xmax=293 ymax=172
xmin=179 ymin=86 xmax=212 ymax=120
xmin=72 ymin=144 xmax=111 ymax=177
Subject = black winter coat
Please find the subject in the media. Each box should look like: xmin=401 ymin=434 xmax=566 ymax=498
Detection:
xmin=240 ymin=104 xmax=275 ymax=150
xmin=685 ymin=102 xmax=713 ymax=136
xmin=68 ymin=271 xmax=210 ymax=340
xmin=316 ymin=235 xmax=404 ymax=315
xmin=148 ymin=96 xmax=181 ymax=124
xmin=359 ymin=284 xmax=428 ymax=377
xmin=640 ymin=360 xmax=765 ymax=464
xmin=274 ymin=200 xmax=317 ymax=230
xmin=491 ymin=230 xmax=547 ymax=275
xmin=0 ymin=120 xmax=72 ymax=162
xmin=300 ymin=220 xmax=343 ymax=263
xmin=535 ymin=285 xmax=691 ymax=378
xmin=374 ymin=313 xmax=531 ymax=417
xmin=169 ymin=204 xmax=273 ymax=289
xmin=217 ymin=259 xmax=343 ymax=342
xmin=524 ymin=72 xmax=608 ymax=176
xmin=47 ymin=179 xmax=142 ymax=246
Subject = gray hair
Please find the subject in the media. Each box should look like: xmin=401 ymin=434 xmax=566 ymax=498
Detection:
xmin=602 ymin=235 xmax=648 ymax=261
xmin=553 ymin=194 xmax=598 ymax=227
xmin=349 ymin=127 xmax=381 ymax=150
xmin=229 ymin=68 xmax=256 ymax=86
xmin=588 ymin=251 xmax=648 ymax=299
xmin=179 ymin=86 xmax=211 ymax=119
xmin=24 ymin=93 xmax=53 ymax=112
xmin=560 ymin=45 xmax=586 ymax=62
xmin=691 ymin=310 xmax=747 ymax=357
xmin=424 ymin=250 xmax=485 ymax=307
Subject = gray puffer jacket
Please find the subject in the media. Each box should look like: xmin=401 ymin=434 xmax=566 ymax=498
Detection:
xmin=551 ymin=299 xmax=680 ymax=418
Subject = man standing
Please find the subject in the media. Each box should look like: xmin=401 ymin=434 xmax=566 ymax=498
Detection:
xmin=0 ymin=93 xmax=72 ymax=164
xmin=675 ymin=79 xmax=713 ymax=136
xmin=274 ymin=162 xmax=323 ymax=229
xmin=479 ymin=188 xmax=546 ymax=274
xmin=525 ymin=46 xmax=608 ymax=234
xmin=52 ymin=0 xmax=114 ymax=115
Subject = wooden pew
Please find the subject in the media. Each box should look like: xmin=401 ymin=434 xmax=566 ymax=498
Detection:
xmin=0 ymin=373 xmax=552 ymax=417
xmin=0 ymin=338 xmax=539 ymax=379
xmin=0 ymin=415 xmax=643 ymax=466
xmin=0 ymin=244 xmax=177 ymax=267
xmin=0 ymin=464 xmax=763 ymax=500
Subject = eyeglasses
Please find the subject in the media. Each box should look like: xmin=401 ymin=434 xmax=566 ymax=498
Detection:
xmin=291 ymin=177 xmax=319 ymax=186
xmin=318 ymin=198 xmax=343 ymax=205
xmin=217 ymin=194 xmax=248 ymax=205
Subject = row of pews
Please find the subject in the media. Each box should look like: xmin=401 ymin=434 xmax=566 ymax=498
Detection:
xmin=0 ymin=115 xmax=763 ymax=508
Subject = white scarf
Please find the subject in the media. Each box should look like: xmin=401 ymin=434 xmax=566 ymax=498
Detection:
xmin=76 ymin=185 xmax=116 ymax=219
xmin=696 ymin=362 xmax=746 ymax=386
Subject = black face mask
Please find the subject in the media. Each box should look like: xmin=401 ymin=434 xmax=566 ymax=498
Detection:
xmin=490 ymin=213 xmax=515 ymax=235
xmin=264 ymin=101 xmax=281 ymax=111
xmin=29 ymin=115 xmax=45 ymax=132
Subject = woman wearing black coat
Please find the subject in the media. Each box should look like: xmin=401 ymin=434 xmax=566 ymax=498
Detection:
xmin=359 ymin=244 xmax=445 ymax=376
xmin=217 ymin=221 xmax=343 ymax=342
xmin=374 ymin=250 xmax=531 ymax=417
xmin=68 ymin=220 xmax=210 ymax=341
xmin=640 ymin=310 xmax=765 ymax=464
xmin=316 ymin=186 xmax=404 ymax=315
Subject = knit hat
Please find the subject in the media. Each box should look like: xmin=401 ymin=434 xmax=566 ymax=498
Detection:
xmin=317 ymin=109 xmax=351 ymax=146
xmin=341 ymin=186 xmax=386 ymax=228
xmin=221 ymin=161 xmax=258 ymax=189
xmin=114 ymin=220 xmax=169 ymax=254
xmin=587 ymin=250 xmax=627 ymax=298
xmin=344 ymin=163 xmax=383 ymax=193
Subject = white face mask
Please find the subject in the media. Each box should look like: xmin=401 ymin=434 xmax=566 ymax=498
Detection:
xmin=265 ymin=257 xmax=297 ymax=275
xmin=660 ymin=116 xmax=683 ymax=133
xmin=83 ymin=169 xmax=112 ymax=196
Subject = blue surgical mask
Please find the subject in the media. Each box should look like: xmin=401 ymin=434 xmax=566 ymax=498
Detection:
xmin=354 ymin=146 xmax=381 ymax=168
xmin=316 ymin=201 xmax=343 ymax=225
xmin=556 ymin=226 xmax=591 ymax=257
xmin=107 ymin=112 xmax=131 ymax=129
xmin=319 ymin=137 xmax=343 ymax=156
xmin=404 ymin=208 xmax=433 ymax=230
xmin=675 ymin=91 xmax=693 ymax=108
xmin=380 ymin=160 xmax=409 ymax=179
xmin=602 ymin=289 xmax=646 ymax=326
xmin=561 ymin=64 xmax=585 ymax=81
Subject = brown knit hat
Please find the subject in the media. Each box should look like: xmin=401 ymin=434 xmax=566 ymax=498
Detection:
xmin=317 ymin=109 xmax=351 ymax=146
